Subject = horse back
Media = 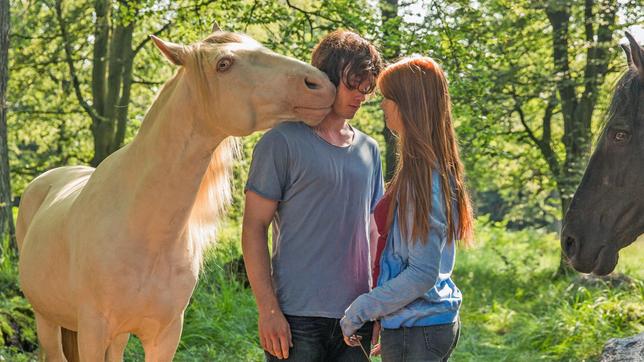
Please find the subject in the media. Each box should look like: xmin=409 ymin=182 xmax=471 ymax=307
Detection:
xmin=16 ymin=165 xmax=94 ymax=251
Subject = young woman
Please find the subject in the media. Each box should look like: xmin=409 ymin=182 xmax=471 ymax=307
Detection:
xmin=340 ymin=56 xmax=474 ymax=362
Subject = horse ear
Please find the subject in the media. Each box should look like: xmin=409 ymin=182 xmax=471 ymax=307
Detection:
xmin=625 ymin=32 xmax=644 ymax=81
xmin=150 ymin=35 xmax=186 ymax=66
xmin=212 ymin=21 xmax=222 ymax=33
xmin=621 ymin=43 xmax=632 ymax=66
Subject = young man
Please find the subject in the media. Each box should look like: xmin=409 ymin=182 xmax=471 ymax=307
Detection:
xmin=242 ymin=30 xmax=384 ymax=361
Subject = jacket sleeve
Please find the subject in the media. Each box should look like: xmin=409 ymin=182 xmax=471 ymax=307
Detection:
xmin=340 ymin=184 xmax=448 ymax=337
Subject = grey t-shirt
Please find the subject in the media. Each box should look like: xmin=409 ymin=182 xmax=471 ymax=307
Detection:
xmin=245 ymin=122 xmax=384 ymax=318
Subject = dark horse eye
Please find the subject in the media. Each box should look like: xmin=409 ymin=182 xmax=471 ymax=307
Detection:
xmin=614 ymin=131 xmax=629 ymax=142
xmin=216 ymin=57 xmax=233 ymax=73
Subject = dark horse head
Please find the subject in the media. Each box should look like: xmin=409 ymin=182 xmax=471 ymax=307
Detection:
xmin=561 ymin=32 xmax=644 ymax=275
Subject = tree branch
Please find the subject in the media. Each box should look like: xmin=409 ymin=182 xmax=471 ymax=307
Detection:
xmin=285 ymin=0 xmax=315 ymax=37
xmin=133 ymin=21 xmax=172 ymax=56
xmin=581 ymin=0 xmax=617 ymax=104
xmin=542 ymin=90 xmax=557 ymax=147
xmin=511 ymin=91 xmax=561 ymax=178
xmin=285 ymin=0 xmax=355 ymax=30
xmin=243 ymin=0 xmax=259 ymax=32
xmin=92 ymin=0 xmax=109 ymax=117
xmin=512 ymin=93 xmax=541 ymax=147
xmin=54 ymin=0 xmax=105 ymax=123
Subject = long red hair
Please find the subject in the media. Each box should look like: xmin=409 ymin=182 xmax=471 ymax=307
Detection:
xmin=378 ymin=56 xmax=474 ymax=246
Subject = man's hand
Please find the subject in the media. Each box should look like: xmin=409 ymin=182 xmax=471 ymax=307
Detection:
xmin=258 ymin=309 xmax=292 ymax=360
xmin=243 ymin=191 xmax=290 ymax=358
xmin=370 ymin=321 xmax=381 ymax=356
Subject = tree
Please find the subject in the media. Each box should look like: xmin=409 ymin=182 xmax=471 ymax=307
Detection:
xmin=543 ymin=0 xmax=617 ymax=216
xmin=54 ymin=0 xmax=167 ymax=166
xmin=379 ymin=0 xmax=400 ymax=181
xmin=418 ymin=0 xmax=642 ymax=271
xmin=0 ymin=0 xmax=16 ymax=253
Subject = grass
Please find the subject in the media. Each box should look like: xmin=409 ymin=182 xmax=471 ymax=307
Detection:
xmin=452 ymin=219 xmax=643 ymax=361
xmin=1 ymin=219 xmax=642 ymax=361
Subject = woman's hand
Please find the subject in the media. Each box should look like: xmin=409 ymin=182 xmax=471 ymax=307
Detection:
xmin=343 ymin=334 xmax=363 ymax=347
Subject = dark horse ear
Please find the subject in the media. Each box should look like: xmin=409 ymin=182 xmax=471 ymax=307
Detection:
xmin=625 ymin=32 xmax=644 ymax=81
xmin=621 ymin=43 xmax=632 ymax=66
xmin=212 ymin=21 xmax=222 ymax=33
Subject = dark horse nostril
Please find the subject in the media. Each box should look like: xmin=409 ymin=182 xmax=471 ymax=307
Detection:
xmin=563 ymin=236 xmax=577 ymax=258
xmin=304 ymin=78 xmax=321 ymax=90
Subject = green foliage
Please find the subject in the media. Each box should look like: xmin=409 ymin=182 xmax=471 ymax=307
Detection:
xmin=1 ymin=221 xmax=642 ymax=361
xmin=0 ymin=245 xmax=37 ymax=360
xmin=453 ymin=218 xmax=643 ymax=361
xmin=4 ymin=2 xmax=644 ymax=359
xmin=124 ymin=223 xmax=264 ymax=360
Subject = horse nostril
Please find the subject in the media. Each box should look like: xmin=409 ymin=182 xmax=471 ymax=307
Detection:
xmin=304 ymin=77 xmax=321 ymax=90
xmin=563 ymin=236 xmax=577 ymax=258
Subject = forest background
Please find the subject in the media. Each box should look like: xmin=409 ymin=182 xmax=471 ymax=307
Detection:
xmin=0 ymin=0 xmax=643 ymax=360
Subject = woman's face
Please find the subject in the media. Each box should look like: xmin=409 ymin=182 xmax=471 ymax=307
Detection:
xmin=381 ymin=97 xmax=404 ymax=134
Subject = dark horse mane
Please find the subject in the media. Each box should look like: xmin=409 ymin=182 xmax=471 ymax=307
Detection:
xmin=597 ymin=66 xmax=641 ymax=139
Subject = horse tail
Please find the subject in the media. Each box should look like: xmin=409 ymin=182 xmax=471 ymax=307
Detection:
xmin=62 ymin=328 xmax=80 ymax=362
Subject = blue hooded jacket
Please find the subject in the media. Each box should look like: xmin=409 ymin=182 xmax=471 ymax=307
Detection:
xmin=340 ymin=172 xmax=461 ymax=336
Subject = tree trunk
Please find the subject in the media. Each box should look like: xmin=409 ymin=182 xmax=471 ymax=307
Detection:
xmin=55 ymin=0 xmax=136 ymax=167
xmin=0 ymin=0 xmax=16 ymax=253
xmin=545 ymin=0 xmax=617 ymax=276
xmin=90 ymin=7 xmax=135 ymax=166
xmin=379 ymin=0 xmax=400 ymax=181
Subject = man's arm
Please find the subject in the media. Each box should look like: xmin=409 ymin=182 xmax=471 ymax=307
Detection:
xmin=242 ymin=190 xmax=292 ymax=360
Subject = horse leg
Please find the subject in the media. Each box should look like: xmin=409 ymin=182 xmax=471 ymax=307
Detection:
xmin=77 ymin=310 xmax=110 ymax=361
xmin=106 ymin=333 xmax=130 ymax=362
xmin=34 ymin=312 xmax=67 ymax=362
xmin=141 ymin=315 xmax=184 ymax=362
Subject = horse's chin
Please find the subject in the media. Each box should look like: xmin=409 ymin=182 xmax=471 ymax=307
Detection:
xmin=293 ymin=106 xmax=332 ymax=125
xmin=591 ymin=246 xmax=619 ymax=276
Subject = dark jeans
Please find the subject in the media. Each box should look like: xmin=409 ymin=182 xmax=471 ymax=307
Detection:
xmin=265 ymin=315 xmax=373 ymax=362
xmin=380 ymin=319 xmax=460 ymax=362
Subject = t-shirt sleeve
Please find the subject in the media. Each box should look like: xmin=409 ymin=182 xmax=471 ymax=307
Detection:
xmin=245 ymin=130 xmax=289 ymax=201
xmin=371 ymin=147 xmax=385 ymax=213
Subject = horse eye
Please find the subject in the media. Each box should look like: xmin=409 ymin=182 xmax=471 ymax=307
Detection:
xmin=614 ymin=131 xmax=629 ymax=142
xmin=216 ymin=57 xmax=233 ymax=72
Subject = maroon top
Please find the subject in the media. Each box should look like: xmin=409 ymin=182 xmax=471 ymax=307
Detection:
xmin=372 ymin=192 xmax=392 ymax=287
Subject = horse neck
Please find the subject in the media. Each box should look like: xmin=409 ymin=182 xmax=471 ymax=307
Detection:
xmin=124 ymin=70 xmax=227 ymax=253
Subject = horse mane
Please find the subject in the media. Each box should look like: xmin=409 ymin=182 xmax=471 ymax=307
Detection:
xmin=150 ymin=31 xmax=255 ymax=255
xmin=188 ymin=136 xmax=240 ymax=255
xmin=596 ymin=68 xmax=640 ymax=141
xmin=202 ymin=31 xmax=260 ymax=46
xmin=185 ymin=32 xmax=251 ymax=255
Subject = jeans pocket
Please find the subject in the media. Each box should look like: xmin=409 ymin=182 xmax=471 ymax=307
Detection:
xmin=422 ymin=322 xmax=458 ymax=358
xmin=285 ymin=315 xmax=328 ymax=339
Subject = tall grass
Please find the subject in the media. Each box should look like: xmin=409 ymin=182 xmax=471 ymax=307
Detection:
xmin=0 ymin=239 xmax=37 ymax=362
xmin=452 ymin=218 xmax=643 ymax=361
xmin=124 ymin=225 xmax=265 ymax=361
xmin=2 ymin=219 xmax=642 ymax=361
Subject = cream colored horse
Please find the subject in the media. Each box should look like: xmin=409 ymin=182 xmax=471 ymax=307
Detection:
xmin=15 ymin=25 xmax=335 ymax=362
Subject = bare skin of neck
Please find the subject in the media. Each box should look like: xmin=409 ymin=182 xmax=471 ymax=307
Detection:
xmin=313 ymin=111 xmax=354 ymax=147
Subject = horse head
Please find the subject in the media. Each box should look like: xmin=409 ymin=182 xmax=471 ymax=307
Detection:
xmin=561 ymin=32 xmax=644 ymax=275
xmin=150 ymin=22 xmax=336 ymax=137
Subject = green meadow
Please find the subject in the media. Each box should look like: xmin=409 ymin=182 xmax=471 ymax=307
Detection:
xmin=2 ymin=219 xmax=641 ymax=361
xmin=2 ymin=1 xmax=644 ymax=361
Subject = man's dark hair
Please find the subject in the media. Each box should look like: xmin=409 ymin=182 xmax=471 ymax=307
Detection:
xmin=311 ymin=30 xmax=383 ymax=94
